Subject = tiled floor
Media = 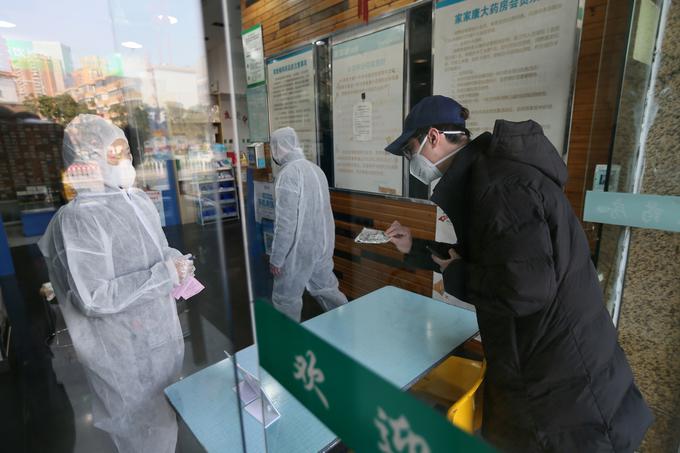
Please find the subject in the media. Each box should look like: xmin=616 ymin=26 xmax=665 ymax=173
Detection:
xmin=0 ymin=221 xmax=326 ymax=453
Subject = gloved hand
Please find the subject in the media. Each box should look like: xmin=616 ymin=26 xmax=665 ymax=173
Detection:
xmin=270 ymin=264 xmax=283 ymax=277
xmin=173 ymin=255 xmax=195 ymax=284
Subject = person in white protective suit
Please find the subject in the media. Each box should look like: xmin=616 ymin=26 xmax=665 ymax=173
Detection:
xmin=38 ymin=114 xmax=193 ymax=453
xmin=269 ymin=127 xmax=348 ymax=321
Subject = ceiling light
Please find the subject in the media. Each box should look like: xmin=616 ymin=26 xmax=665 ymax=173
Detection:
xmin=121 ymin=41 xmax=143 ymax=49
xmin=0 ymin=20 xmax=16 ymax=28
xmin=315 ymin=40 xmax=325 ymax=46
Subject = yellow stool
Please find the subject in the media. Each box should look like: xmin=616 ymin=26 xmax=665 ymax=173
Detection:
xmin=411 ymin=357 xmax=486 ymax=433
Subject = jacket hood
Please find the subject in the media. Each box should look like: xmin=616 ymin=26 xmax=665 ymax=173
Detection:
xmin=489 ymin=120 xmax=568 ymax=187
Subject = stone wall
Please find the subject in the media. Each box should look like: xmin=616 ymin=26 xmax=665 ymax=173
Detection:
xmin=618 ymin=1 xmax=680 ymax=451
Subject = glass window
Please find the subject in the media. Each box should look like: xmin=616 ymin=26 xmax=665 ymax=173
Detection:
xmin=0 ymin=1 xmax=248 ymax=451
xmin=1 ymin=0 xmax=676 ymax=452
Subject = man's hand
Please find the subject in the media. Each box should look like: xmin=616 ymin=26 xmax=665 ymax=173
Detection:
xmin=431 ymin=248 xmax=461 ymax=272
xmin=385 ymin=220 xmax=413 ymax=254
xmin=270 ymin=264 xmax=283 ymax=277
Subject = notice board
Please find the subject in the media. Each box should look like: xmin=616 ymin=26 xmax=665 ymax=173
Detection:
xmin=433 ymin=0 xmax=581 ymax=155
xmin=266 ymin=47 xmax=318 ymax=164
xmin=332 ymin=24 xmax=405 ymax=196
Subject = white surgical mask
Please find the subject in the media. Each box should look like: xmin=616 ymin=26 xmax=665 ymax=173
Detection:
xmin=103 ymin=159 xmax=136 ymax=189
xmin=409 ymin=131 xmax=465 ymax=185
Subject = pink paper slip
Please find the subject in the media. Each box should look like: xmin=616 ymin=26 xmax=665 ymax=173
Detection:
xmin=171 ymin=277 xmax=205 ymax=300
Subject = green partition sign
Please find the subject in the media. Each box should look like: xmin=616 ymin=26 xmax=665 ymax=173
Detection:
xmin=254 ymin=300 xmax=496 ymax=453
xmin=584 ymin=191 xmax=680 ymax=233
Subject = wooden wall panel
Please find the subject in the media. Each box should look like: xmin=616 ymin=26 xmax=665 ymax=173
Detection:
xmin=331 ymin=191 xmax=437 ymax=299
xmin=242 ymin=0 xmax=414 ymax=56
xmin=564 ymin=0 xmax=609 ymax=223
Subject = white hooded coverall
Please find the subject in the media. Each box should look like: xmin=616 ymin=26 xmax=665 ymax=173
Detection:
xmin=270 ymin=127 xmax=348 ymax=321
xmin=38 ymin=115 xmax=184 ymax=453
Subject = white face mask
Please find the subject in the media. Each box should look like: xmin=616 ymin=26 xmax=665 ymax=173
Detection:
xmin=409 ymin=131 xmax=465 ymax=185
xmin=103 ymin=159 xmax=136 ymax=189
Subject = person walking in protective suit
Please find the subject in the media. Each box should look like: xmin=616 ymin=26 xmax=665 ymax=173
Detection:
xmin=39 ymin=115 xmax=193 ymax=453
xmin=269 ymin=127 xmax=348 ymax=321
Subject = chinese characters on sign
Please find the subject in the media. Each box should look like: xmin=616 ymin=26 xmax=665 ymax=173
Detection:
xmin=267 ymin=48 xmax=318 ymax=164
xmin=433 ymin=0 xmax=581 ymax=155
xmin=293 ymin=350 xmax=329 ymax=409
xmin=272 ymin=59 xmax=307 ymax=75
xmin=641 ymin=202 xmax=662 ymax=225
xmin=595 ymin=198 xmax=628 ymax=220
xmin=254 ymin=300 xmax=497 ymax=453
xmin=453 ymin=0 xmax=541 ymax=24
xmin=584 ymin=191 xmax=680 ymax=233
xmin=375 ymin=407 xmax=432 ymax=453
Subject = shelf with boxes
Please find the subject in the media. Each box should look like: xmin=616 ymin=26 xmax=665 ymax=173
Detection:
xmin=191 ymin=159 xmax=239 ymax=225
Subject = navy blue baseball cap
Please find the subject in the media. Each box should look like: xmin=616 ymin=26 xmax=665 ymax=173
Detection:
xmin=386 ymin=95 xmax=468 ymax=155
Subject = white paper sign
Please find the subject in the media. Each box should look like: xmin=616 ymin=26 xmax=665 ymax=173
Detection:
xmin=242 ymin=25 xmax=265 ymax=86
xmin=332 ymin=25 xmax=405 ymax=195
xmin=353 ymin=98 xmax=373 ymax=142
xmin=267 ymin=47 xmax=318 ymax=164
xmin=632 ymin=0 xmax=660 ymax=65
xmin=254 ymin=181 xmax=275 ymax=222
xmin=433 ymin=0 xmax=581 ymax=156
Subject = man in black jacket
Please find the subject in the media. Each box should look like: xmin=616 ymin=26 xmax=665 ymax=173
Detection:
xmin=385 ymin=96 xmax=652 ymax=452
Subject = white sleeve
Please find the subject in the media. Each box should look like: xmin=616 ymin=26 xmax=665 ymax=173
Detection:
xmin=62 ymin=209 xmax=176 ymax=317
xmin=270 ymin=169 xmax=301 ymax=268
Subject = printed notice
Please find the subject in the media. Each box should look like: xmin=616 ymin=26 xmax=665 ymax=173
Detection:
xmin=433 ymin=0 xmax=581 ymax=155
xmin=267 ymin=47 xmax=318 ymax=164
xmin=332 ymin=25 xmax=405 ymax=195
xmin=242 ymin=25 xmax=265 ymax=86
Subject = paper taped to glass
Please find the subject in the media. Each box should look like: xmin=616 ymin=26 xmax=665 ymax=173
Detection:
xmin=354 ymin=227 xmax=390 ymax=244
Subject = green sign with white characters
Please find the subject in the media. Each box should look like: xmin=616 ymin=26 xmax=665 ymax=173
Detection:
xmin=254 ymin=300 xmax=497 ymax=453
xmin=583 ymin=191 xmax=680 ymax=233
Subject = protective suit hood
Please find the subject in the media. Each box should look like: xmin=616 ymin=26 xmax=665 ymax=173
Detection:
xmin=271 ymin=127 xmax=305 ymax=166
xmin=63 ymin=114 xmax=133 ymax=190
